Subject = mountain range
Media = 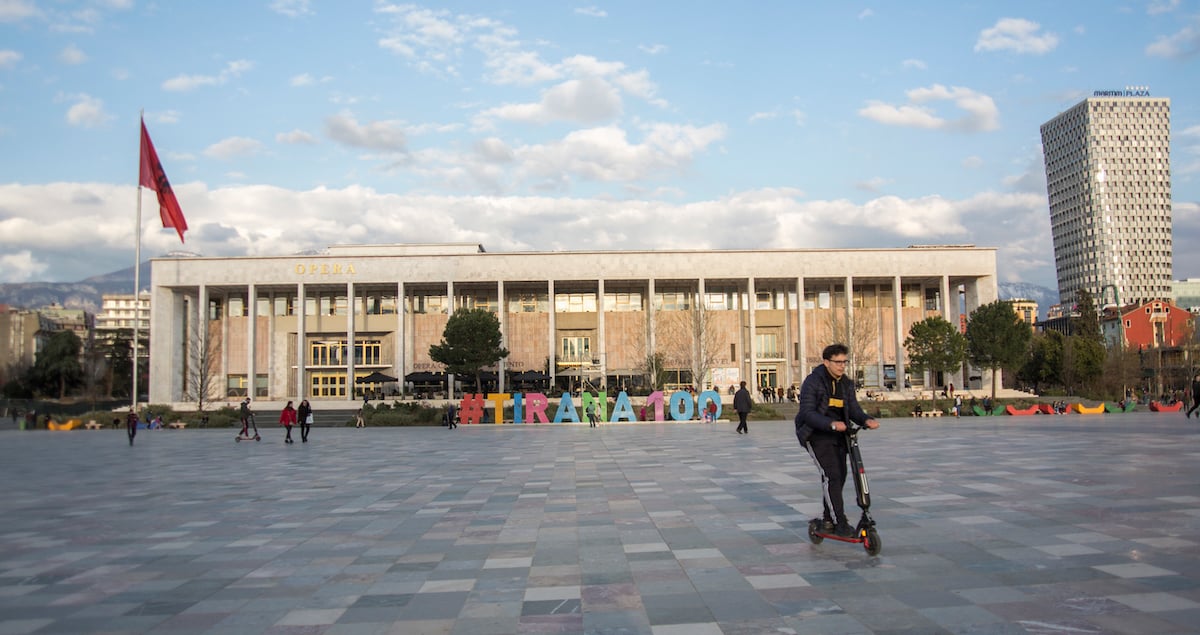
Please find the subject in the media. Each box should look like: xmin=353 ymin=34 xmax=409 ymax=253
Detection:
xmin=1 ymin=258 xmax=1058 ymax=321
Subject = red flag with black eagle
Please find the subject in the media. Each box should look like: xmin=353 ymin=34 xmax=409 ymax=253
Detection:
xmin=139 ymin=120 xmax=188 ymax=243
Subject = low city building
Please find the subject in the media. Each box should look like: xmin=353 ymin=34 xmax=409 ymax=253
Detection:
xmin=148 ymin=243 xmax=1000 ymax=405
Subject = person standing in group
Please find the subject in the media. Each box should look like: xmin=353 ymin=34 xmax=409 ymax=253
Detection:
xmin=125 ymin=408 xmax=138 ymax=446
xmin=1187 ymin=374 xmax=1200 ymax=419
xmin=355 ymin=409 xmax=365 ymax=428
xmin=733 ymin=380 xmax=752 ymax=434
xmin=297 ymin=399 xmax=313 ymax=442
xmin=796 ymin=343 xmax=880 ymax=538
xmin=586 ymin=401 xmax=598 ymax=427
xmin=953 ymin=394 xmax=963 ymax=418
xmin=280 ymin=400 xmax=297 ymax=444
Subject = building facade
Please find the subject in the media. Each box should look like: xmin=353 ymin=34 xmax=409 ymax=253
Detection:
xmin=148 ymin=244 xmax=999 ymax=405
xmin=1040 ymin=92 xmax=1172 ymax=308
xmin=96 ymin=293 xmax=151 ymax=332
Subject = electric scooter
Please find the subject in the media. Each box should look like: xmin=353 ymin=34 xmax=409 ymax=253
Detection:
xmin=235 ymin=413 xmax=261 ymax=442
xmin=807 ymin=425 xmax=881 ymax=556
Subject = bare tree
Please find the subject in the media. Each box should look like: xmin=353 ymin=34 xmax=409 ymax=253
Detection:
xmin=184 ymin=319 xmax=221 ymax=411
xmin=824 ymin=303 xmax=879 ymax=380
xmin=656 ymin=305 xmax=726 ymax=390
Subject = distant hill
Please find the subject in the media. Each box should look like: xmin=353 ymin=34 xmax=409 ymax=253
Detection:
xmin=0 ymin=261 xmax=155 ymax=314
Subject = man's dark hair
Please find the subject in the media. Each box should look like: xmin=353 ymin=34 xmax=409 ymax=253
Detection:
xmin=822 ymin=343 xmax=849 ymax=360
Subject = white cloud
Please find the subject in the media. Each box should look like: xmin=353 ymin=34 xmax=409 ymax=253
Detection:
xmin=962 ymin=155 xmax=984 ymax=169
xmin=859 ymin=84 xmax=999 ymax=132
xmin=324 ymin=113 xmax=408 ymax=151
xmin=162 ymin=59 xmax=253 ymax=92
xmin=858 ymin=9 xmax=875 ymax=19
xmin=0 ymin=250 xmax=47 ymax=282
xmin=639 ymin=43 xmax=667 ymax=55
xmin=63 ymin=93 xmax=113 ymax=128
xmin=479 ymin=76 xmax=623 ymax=125
xmin=1148 ymin=0 xmax=1181 ymax=15
xmin=975 ymin=18 xmax=1059 ymax=55
xmin=150 ymin=110 xmax=180 ymax=124
xmin=1146 ymin=19 xmax=1200 ymax=58
xmin=203 ymin=136 xmax=265 ymax=159
xmin=901 ymin=58 xmax=926 ymax=70
xmin=0 ymin=182 xmax=1058 ymax=288
xmin=748 ymin=110 xmax=778 ymax=123
xmin=0 ymin=0 xmax=37 ymax=22
xmin=0 ymin=49 xmax=20 ymax=68
xmin=59 ymin=44 xmax=87 ymax=64
xmin=574 ymin=6 xmax=606 ymax=18
xmin=276 ymin=129 xmax=317 ymax=144
xmin=270 ymin=0 xmax=312 ymax=17
xmin=792 ymin=109 xmax=807 ymax=126
xmin=854 ymin=176 xmax=891 ymax=192
xmin=290 ymin=73 xmax=314 ymax=87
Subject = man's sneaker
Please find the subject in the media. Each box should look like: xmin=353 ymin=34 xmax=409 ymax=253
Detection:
xmin=834 ymin=522 xmax=857 ymax=539
xmin=820 ymin=519 xmax=836 ymax=533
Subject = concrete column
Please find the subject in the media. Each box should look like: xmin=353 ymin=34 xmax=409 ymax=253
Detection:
xmin=796 ymin=276 xmax=806 ymax=379
xmin=941 ymin=274 xmax=958 ymax=388
xmin=346 ymin=281 xmax=355 ymax=401
xmin=447 ymin=281 xmax=455 ymax=313
xmin=548 ymin=280 xmax=556 ymax=386
xmin=396 ymin=281 xmax=405 ymax=397
xmin=497 ymin=280 xmax=506 ymax=394
xmin=197 ymin=284 xmax=207 ymax=401
xmin=297 ymin=283 xmax=306 ymax=400
xmin=893 ymin=276 xmax=904 ymax=391
xmin=597 ymin=278 xmax=606 ymax=389
xmin=748 ymin=277 xmax=757 ymax=391
xmin=697 ymin=278 xmax=705 ymax=389
xmin=247 ymin=283 xmax=256 ymax=401
xmin=845 ymin=276 xmax=854 ymax=385
xmin=647 ymin=277 xmax=656 ymax=363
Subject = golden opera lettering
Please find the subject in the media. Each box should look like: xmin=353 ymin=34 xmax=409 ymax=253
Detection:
xmin=293 ymin=263 xmax=357 ymax=275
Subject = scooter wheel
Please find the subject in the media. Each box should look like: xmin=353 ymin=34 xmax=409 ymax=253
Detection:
xmin=235 ymin=437 xmax=241 ymax=442
xmin=863 ymin=529 xmax=882 ymax=556
xmin=807 ymin=519 xmax=824 ymax=544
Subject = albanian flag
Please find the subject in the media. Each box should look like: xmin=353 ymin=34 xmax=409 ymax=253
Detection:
xmin=139 ymin=120 xmax=187 ymax=243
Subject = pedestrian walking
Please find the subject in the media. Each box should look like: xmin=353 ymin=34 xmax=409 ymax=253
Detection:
xmin=734 ymin=381 xmax=752 ymax=434
xmin=125 ymin=408 xmax=138 ymax=446
xmin=355 ymin=409 xmax=365 ymax=428
xmin=280 ymin=400 xmax=297 ymax=444
xmin=297 ymin=399 xmax=313 ymax=442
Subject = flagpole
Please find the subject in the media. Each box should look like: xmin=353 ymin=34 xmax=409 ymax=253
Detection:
xmin=132 ymin=110 xmax=143 ymax=412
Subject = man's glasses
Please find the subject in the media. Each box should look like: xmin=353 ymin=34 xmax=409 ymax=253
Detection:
xmin=827 ymin=359 xmax=848 ymax=365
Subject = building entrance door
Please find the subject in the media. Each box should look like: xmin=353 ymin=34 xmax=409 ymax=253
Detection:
xmin=756 ymin=366 xmax=777 ymax=390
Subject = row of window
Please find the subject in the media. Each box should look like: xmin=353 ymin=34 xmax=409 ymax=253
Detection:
xmin=214 ymin=286 xmax=948 ymax=319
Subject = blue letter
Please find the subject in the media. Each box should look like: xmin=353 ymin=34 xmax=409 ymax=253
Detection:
xmin=554 ymin=393 xmax=581 ymax=423
xmin=669 ymin=391 xmax=695 ymax=421
xmin=610 ymin=391 xmax=637 ymax=422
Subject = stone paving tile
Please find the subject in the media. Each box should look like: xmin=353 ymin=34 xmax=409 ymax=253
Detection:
xmin=1 ymin=414 xmax=1199 ymax=634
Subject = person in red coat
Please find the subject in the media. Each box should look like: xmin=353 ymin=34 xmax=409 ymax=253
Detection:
xmin=279 ymin=401 xmax=298 ymax=444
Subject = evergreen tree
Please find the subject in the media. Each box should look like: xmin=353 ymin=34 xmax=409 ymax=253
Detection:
xmin=429 ymin=308 xmax=510 ymax=393
xmin=903 ymin=316 xmax=968 ymax=386
xmin=965 ymin=300 xmax=1032 ymax=399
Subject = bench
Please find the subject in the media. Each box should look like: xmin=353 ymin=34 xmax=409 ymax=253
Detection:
xmin=911 ymin=410 xmax=944 ymax=417
xmin=84 ymin=420 xmax=102 ymax=430
xmin=167 ymin=422 xmax=187 ymax=429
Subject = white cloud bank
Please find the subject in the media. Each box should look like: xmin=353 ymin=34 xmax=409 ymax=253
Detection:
xmin=0 ymin=182 xmax=1056 ymax=289
xmin=859 ymin=84 xmax=999 ymax=132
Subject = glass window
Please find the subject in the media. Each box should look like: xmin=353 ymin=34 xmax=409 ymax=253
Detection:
xmin=561 ymin=337 xmax=592 ymax=362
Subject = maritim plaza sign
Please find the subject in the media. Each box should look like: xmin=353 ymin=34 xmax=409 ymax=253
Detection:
xmin=1093 ymin=85 xmax=1151 ymax=97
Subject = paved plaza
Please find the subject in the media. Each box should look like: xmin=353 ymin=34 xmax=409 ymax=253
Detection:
xmin=1 ymin=413 xmax=1199 ymax=634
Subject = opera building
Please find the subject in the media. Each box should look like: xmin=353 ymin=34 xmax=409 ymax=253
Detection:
xmin=148 ymin=243 xmax=998 ymax=405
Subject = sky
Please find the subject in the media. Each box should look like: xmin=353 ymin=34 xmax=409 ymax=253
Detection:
xmin=1 ymin=1 xmax=1198 ymax=293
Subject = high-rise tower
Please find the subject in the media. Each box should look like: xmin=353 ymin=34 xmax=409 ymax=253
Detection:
xmin=1040 ymin=91 xmax=1172 ymax=307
